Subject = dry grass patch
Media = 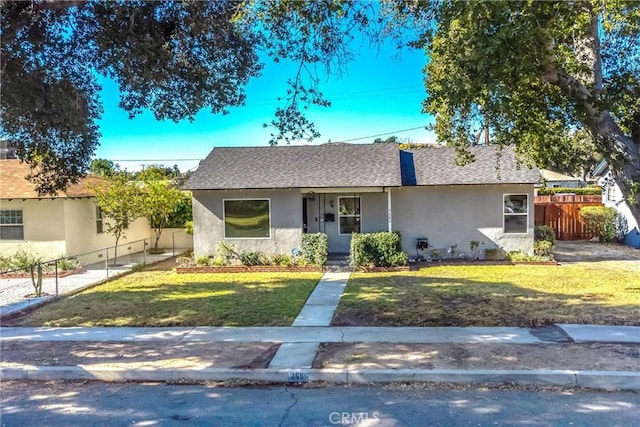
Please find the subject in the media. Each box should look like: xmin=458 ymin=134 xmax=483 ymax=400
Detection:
xmin=332 ymin=263 xmax=640 ymax=327
xmin=12 ymin=271 xmax=322 ymax=327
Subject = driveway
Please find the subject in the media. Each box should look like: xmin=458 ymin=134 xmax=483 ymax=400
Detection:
xmin=553 ymin=241 xmax=639 ymax=262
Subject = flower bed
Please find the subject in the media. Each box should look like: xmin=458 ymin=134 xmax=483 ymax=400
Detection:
xmin=176 ymin=265 xmax=323 ymax=274
xmin=1 ymin=268 xmax=83 ymax=279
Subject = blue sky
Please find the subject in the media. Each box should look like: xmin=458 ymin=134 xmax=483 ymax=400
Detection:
xmin=95 ymin=40 xmax=436 ymax=172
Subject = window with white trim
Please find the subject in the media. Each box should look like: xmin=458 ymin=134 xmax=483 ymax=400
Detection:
xmin=338 ymin=197 xmax=360 ymax=234
xmin=0 ymin=210 xmax=24 ymax=240
xmin=503 ymin=194 xmax=528 ymax=233
xmin=223 ymin=199 xmax=270 ymax=238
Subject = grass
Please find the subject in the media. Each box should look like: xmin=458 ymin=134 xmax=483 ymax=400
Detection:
xmin=14 ymin=271 xmax=322 ymax=327
xmin=332 ymin=263 xmax=640 ymax=327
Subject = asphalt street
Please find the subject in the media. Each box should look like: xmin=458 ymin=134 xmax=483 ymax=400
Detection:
xmin=1 ymin=382 xmax=639 ymax=426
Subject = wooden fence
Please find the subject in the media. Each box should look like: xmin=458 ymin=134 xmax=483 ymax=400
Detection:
xmin=534 ymin=195 xmax=603 ymax=240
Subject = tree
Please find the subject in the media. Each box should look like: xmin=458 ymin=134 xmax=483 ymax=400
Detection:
xmin=1 ymin=0 xmax=261 ymax=194
xmin=90 ymin=172 xmax=143 ymax=265
xmin=139 ymin=169 xmax=185 ymax=251
xmin=89 ymin=158 xmax=119 ymax=178
xmin=416 ymin=1 xmax=639 ymax=224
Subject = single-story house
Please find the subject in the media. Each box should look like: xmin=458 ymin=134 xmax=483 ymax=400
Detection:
xmin=592 ymin=160 xmax=640 ymax=248
xmin=0 ymin=159 xmax=151 ymax=262
xmin=539 ymin=169 xmax=585 ymax=188
xmin=184 ymin=143 xmax=541 ymax=258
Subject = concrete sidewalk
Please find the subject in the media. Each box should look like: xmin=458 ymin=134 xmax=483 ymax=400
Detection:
xmin=3 ymin=325 xmax=638 ymax=344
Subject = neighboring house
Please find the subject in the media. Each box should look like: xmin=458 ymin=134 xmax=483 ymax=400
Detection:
xmin=184 ymin=143 xmax=540 ymax=257
xmin=539 ymin=169 xmax=584 ymax=188
xmin=0 ymin=160 xmax=151 ymax=261
xmin=592 ymin=161 xmax=640 ymax=248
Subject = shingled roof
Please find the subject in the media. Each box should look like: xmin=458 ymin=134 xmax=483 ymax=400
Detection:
xmin=184 ymin=143 xmax=540 ymax=190
xmin=405 ymin=145 xmax=541 ymax=186
xmin=0 ymin=160 xmax=104 ymax=199
xmin=184 ymin=143 xmax=403 ymax=190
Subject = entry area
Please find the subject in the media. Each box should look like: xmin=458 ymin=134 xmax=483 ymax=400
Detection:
xmin=302 ymin=189 xmax=391 ymax=253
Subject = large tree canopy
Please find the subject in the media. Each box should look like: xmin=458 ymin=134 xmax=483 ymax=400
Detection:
xmin=1 ymin=0 xmax=639 ymax=224
xmin=417 ymin=0 xmax=639 ymax=222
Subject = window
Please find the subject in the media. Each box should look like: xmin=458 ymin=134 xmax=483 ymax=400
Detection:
xmin=0 ymin=210 xmax=24 ymax=240
xmin=224 ymin=199 xmax=270 ymax=238
xmin=96 ymin=206 xmax=104 ymax=234
xmin=338 ymin=197 xmax=360 ymax=234
xmin=503 ymin=194 xmax=528 ymax=233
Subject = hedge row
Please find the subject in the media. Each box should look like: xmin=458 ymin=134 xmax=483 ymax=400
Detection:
xmin=350 ymin=232 xmax=408 ymax=268
xmin=538 ymin=186 xmax=601 ymax=195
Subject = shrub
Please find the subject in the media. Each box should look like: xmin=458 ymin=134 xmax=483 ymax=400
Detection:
xmin=0 ymin=256 xmax=13 ymax=272
xmin=239 ymin=250 xmax=263 ymax=266
xmin=210 ymin=257 xmax=227 ymax=266
xmin=56 ymin=256 xmax=81 ymax=271
xmin=215 ymin=241 xmax=238 ymax=261
xmin=270 ymin=253 xmax=295 ymax=267
xmin=534 ymin=225 xmax=555 ymax=244
xmin=538 ymin=186 xmax=602 ymax=195
xmin=533 ymin=240 xmax=554 ymax=257
xmin=507 ymin=251 xmax=549 ymax=262
xmin=301 ymin=233 xmax=328 ymax=267
xmin=350 ymin=232 xmax=408 ymax=268
xmin=195 ymin=255 xmax=210 ymax=266
xmin=12 ymin=250 xmax=43 ymax=271
xmin=184 ymin=220 xmax=194 ymax=235
xmin=580 ymin=206 xmax=618 ymax=242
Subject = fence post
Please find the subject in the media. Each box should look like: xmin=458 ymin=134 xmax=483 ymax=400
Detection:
xmin=144 ymin=240 xmax=147 ymax=264
xmin=105 ymin=248 xmax=110 ymax=278
xmin=172 ymin=232 xmax=176 ymax=257
xmin=55 ymin=260 xmax=59 ymax=297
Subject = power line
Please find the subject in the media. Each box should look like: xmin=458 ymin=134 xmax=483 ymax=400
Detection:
xmin=336 ymin=126 xmax=428 ymax=143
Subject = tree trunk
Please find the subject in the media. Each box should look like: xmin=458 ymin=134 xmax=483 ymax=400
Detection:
xmin=593 ymin=113 xmax=640 ymax=226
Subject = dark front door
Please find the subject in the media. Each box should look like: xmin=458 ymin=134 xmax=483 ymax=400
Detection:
xmin=302 ymin=197 xmax=308 ymax=233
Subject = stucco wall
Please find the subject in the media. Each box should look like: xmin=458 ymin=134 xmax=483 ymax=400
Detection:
xmin=152 ymin=228 xmax=193 ymax=251
xmin=0 ymin=199 xmax=67 ymax=258
xmin=192 ymin=189 xmax=303 ymax=256
xmin=391 ymin=184 xmax=535 ymax=257
xmin=63 ymin=198 xmax=150 ymax=264
xmin=600 ymin=174 xmax=640 ymax=248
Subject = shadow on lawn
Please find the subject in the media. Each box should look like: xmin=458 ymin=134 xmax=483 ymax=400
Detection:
xmin=331 ymin=274 xmax=640 ymax=327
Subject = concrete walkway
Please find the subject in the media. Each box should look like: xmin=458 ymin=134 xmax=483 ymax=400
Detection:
xmin=270 ymin=271 xmax=350 ymax=368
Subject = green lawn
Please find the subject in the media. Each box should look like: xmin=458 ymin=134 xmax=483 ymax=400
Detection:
xmin=14 ymin=271 xmax=322 ymax=327
xmin=332 ymin=263 xmax=640 ymax=327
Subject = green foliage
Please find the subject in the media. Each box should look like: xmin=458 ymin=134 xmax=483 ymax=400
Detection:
xmin=533 ymin=241 xmax=554 ymax=258
xmin=195 ymin=255 xmax=211 ymax=267
xmin=0 ymin=256 xmax=13 ymax=273
xmin=534 ymin=226 xmax=556 ymax=245
xmin=269 ymin=253 xmax=295 ymax=267
xmin=166 ymin=192 xmax=193 ymax=228
xmin=580 ymin=206 xmax=618 ymax=242
xmin=301 ymin=233 xmax=328 ymax=267
xmin=239 ymin=250 xmax=263 ymax=266
xmin=1 ymin=1 xmax=261 ymax=194
xmin=350 ymin=232 xmax=408 ymax=268
xmin=89 ymin=159 xmax=120 ymax=178
xmin=184 ymin=220 xmax=194 ymax=235
xmin=140 ymin=174 xmax=186 ymax=250
xmin=216 ymin=241 xmax=239 ymax=261
xmin=12 ymin=250 xmax=43 ymax=271
xmin=29 ymin=263 xmax=44 ymax=297
xmin=56 ymin=256 xmax=80 ymax=271
xmin=538 ymin=187 xmax=602 ymax=196
xmin=506 ymin=251 xmax=549 ymax=262
xmin=90 ymin=172 xmax=143 ymax=264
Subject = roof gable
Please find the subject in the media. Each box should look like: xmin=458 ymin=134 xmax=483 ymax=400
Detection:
xmin=0 ymin=160 xmax=104 ymax=199
xmin=184 ymin=143 xmax=403 ymax=190
xmin=407 ymin=146 xmax=540 ymax=186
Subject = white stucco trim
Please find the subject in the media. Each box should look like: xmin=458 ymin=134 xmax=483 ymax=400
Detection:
xmin=299 ymin=187 xmax=384 ymax=194
xmin=222 ymin=198 xmax=272 ymax=240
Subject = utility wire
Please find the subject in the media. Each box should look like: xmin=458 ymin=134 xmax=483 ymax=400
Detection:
xmin=336 ymin=126 xmax=428 ymax=143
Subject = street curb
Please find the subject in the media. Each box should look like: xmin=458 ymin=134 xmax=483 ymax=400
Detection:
xmin=2 ymin=366 xmax=638 ymax=391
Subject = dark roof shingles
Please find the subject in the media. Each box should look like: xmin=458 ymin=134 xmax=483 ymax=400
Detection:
xmin=184 ymin=143 xmax=402 ymax=190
